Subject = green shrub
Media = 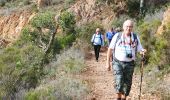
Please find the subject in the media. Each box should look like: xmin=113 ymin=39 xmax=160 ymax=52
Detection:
xmin=25 ymin=77 xmax=88 ymax=100
xmin=63 ymin=57 xmax=85 ymax=73
xmin=57 ymin=34 xmax=76 ymax=49
xmin=0 ymin=44 xmax=44 ymax=98
xmin=0 ymin=12 xmax=58 ymax=96
xmin=125 ymin=0 xmax=168 ymax=18
xmin=58 ymin=11 xmax=76 ymax=34
xmin=0 ymin=0 xmax=32 ymax=8
xmin=0 ymin=0 xmax=6 ymax=6
xmin=136 ymin=18 xmax=162 ymax=65
xmin=54 ymin=47 xmax=85 ymax=74
xmin=64 ymin=0 xmax=75 ymax=8
xmin=14 ymin=27 xmax=39 ymax=47
xmin=126 ymin=0 xmax=140 ymax=17
xmin=29 ymin=11 xmax=58 ymax=62
xmin=30 ymin=11 xmax=56 ymax=29
xmin=65 ymin=0 xmax=75 ymax=5
xmin=51 ymin=34 xmax=76 ymax=56
xmin=144 ymin=0 xmax=168 ymax=14
xmin=149 ymin=27 xmax=170 ymax=70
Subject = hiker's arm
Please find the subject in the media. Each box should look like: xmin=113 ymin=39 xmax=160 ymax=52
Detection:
xmin=140 ymin=49 xmax=147 ymax=55
xmin=136 ymin=35 xmax=147 ymax=55
xmin=91 ymin=34 xmax=94 ymax=42
xmin=106 ymin=48 xmax=112 ymax=71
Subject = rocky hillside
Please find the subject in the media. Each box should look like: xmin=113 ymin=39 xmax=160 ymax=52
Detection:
xmin=0 ymin=0 xmax=169 ymax=46
xmin=157 ymin=8 xmax=170 ymax=35
xmin=0 ymin=0 xmax=128 ymax=47
xmin=0 ymin=10 xmax=34 ymax=46
xmin=68 ymin=0 xmax=115 ymax=27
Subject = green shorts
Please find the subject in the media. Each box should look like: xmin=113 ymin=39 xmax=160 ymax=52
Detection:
xmin=112 ymin=60 xmax=135 ymax=96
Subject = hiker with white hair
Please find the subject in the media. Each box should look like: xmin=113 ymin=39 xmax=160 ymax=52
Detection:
xmin=91 ymin=28 xmax=104 ymax=62
xmin=106 ymin=20 xmax=146 ymax=100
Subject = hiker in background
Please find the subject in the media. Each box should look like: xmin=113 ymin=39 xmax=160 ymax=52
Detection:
xmin=91 ymin=28 xmax=104 ymax=62
xmin=105 ymin=27 xmax=116 ymax=46
xmin=106 ymin=20 xmax=146 ymax=100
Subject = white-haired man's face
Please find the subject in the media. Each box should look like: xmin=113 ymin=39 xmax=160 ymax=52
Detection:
xmin=123 ymin=20 xmax=133 ymax=35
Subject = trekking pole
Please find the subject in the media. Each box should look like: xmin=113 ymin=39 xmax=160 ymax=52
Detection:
xmin=139 ymin=52 xmax=145 ymax=100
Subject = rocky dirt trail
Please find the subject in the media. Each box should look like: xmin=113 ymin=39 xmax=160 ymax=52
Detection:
xmin=80 ymin=48 xmax=159 ymax=100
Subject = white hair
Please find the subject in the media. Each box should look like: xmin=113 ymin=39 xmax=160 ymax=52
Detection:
xmin=123 ymin=20 xmax=133 ymax=27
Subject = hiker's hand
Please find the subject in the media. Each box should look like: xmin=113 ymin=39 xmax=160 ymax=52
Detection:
xmin=140 ymin=49 xmax=147 ymax=55
xmin=140 ymin=49 xmax=146 ymax=62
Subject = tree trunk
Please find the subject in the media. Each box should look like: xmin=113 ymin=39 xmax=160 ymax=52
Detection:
xmin=44 ymin=27 xmax=58 ymax=55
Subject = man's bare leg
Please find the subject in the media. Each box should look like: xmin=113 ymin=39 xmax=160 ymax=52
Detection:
xmin=122 ymin=94 xmax=126 ymax=100
xmin=116 ymin=93 xmax=122 ymax=100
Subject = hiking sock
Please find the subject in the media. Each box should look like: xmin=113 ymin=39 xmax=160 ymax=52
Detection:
xmin=117 ymin=98 xmax=121 ymax=100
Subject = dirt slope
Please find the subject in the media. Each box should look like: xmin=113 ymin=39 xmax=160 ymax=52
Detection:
xmin=80 ymin=49 xmax=159 ymax=100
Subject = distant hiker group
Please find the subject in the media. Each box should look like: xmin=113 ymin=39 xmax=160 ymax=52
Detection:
xmin=91 ymin=19 xmax=146 ymax=100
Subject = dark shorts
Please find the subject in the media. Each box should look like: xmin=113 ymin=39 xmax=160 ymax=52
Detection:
xmin=112 ymin=60 xmax=135 ymax=96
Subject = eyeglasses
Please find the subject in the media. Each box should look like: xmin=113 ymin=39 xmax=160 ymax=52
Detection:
xmin=125 ymin=26 xmax=133 ymax=28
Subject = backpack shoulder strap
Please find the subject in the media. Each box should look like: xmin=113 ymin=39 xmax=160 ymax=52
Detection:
xmin=133 ymin=33 xmax=138 ymax=43
xmin=113 ymin=32 xmax=122 ymax=60
xmin=92 ymin=34 xmax=96 ymax=43
xmin=115 ymin=32 xmax=122 ymax=44
xmin=100 ymin=33 xmax=102 ymax=44
xmin=133 ymin=33 xmax=138 ymax=53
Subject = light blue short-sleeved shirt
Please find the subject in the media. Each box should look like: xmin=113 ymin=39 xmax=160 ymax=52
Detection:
xmin=91 ymin=33 xmax=104 ymax=46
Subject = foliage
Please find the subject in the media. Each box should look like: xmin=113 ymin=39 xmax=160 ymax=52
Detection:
xmin=56 ymin=34 xmax=76 ymax=49
xmin=126 ymin=0 xmax=140 ymax=17
xmin=54 ymin=47 xmax=85 ymax=74
xmin=58 ymin=11 xmax=76 ymax=34
xmin=0 ymin=0 xmax=31 ymax=8
xmin=144 ymin=0 xmax=168 ymax=14
xmin=14 ymin=27 xmax=38 ymax=46
xmin=111 ymin=0 xmax=168 ymax=18
xmin=24 ymin=48 xmax=88 ymax=100
xmin=111 ymin=15 xmax=132 ymax=28
xmin=25 ymin=77 xmax=88 ymax=100
xmin=148 ymin=25 xmax=170 ymax=71
xmin=30 ymin=11 xmax=57 ymax=64
xmin=65 ymin=0 xmax=75 ymax=6
xmin=30 ymin=11 xmax=56 ymax=29
xmin=136 ymin=12 xmax=162 ymax=65
xmin=0 ymin=11 xmax=58 ymax=98
xmin=0 ymin=44 xmax=44 ymax=98
xmin=0 ymin=0 xmax=6 ymax=6
xmin=96 ymin=0 xmax=114 ymax=4
xmin=136 ymin=10 xmax=170 ymax=99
